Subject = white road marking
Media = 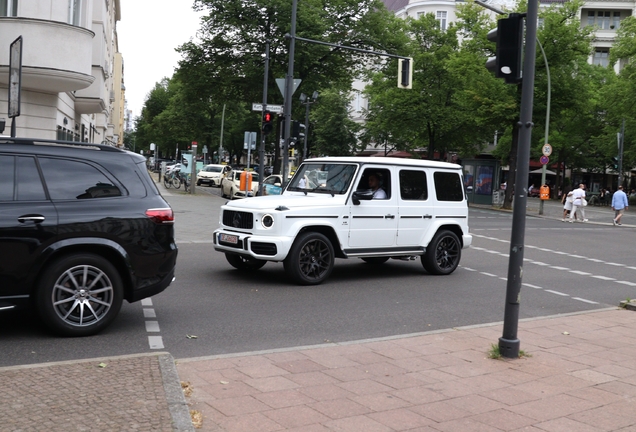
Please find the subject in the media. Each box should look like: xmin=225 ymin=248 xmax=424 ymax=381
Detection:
xmin=145 ymin=321 xmax=160 ymax=332
xmin=573 ymin=297 xmax=599 ymax=304
xmin=143 ymin=308 xmax=156 ymax=318
xmin=545 ymin=290 xmax=569 ymax=296
xmin=148 ymin=336 xmax=164 ymax=349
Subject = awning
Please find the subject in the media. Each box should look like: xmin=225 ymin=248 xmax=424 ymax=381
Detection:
xmin=530 ymin=168 xmax=557 ymax=175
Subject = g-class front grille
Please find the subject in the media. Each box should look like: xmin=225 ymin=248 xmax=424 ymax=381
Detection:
xmin=222 ymin=210 xmax=253 ymax=229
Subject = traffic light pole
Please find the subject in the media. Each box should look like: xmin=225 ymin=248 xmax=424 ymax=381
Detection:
xmin=282 ymin=0 xmax=298 ymax=183
xmin=259 ymin=41 xmax=270 ymax=196
xmin=499 ymin=0 xmax=539 ymax=359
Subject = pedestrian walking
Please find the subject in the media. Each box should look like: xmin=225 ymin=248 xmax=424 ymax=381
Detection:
xmin=569 ymin=183 xmax=588 ymax=223
xmin=612 ymin=185 xmax=629 ymax=226
xmin=562 ymin=189 xmax=575 ymax=222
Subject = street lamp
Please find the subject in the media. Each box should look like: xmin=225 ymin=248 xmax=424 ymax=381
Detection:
xmin=299 ymin=91 xmax=319 ymax=161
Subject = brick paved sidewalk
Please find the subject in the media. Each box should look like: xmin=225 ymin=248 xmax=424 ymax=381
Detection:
xmin=177 ymin=308 xmax=636 ymax=431
xmin=0 ymin=352 xmax=192 ymax=432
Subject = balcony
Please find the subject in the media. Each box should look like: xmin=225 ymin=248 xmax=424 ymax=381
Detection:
xmin=0 ymin=18 xmax=95 ymax=93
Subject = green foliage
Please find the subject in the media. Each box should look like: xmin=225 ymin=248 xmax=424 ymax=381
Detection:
xmin=310 ymin=88 xmax=362 ymax=156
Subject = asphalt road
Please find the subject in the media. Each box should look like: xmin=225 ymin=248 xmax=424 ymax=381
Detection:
xmin=1 ymin=186 xmax=633 ymax=367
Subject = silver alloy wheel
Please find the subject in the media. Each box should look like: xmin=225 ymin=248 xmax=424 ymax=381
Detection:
xmin=51 ymin=264 xmax=114 ymax=327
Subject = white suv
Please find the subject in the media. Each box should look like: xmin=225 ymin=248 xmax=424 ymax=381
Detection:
xmin=213 ymin=157 xmax=472 ymax=285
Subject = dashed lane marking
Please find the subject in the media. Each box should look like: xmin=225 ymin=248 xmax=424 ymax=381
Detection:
xmin=141 ymin=298 xmax=164 ymax=350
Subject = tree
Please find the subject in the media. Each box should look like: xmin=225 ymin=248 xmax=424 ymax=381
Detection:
xmin=310 ymin=88 xmax=362 ymax=156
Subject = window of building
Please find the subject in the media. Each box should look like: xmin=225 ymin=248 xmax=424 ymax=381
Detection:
xmin=69 ymin=0 xmax=81 ymax=26
xmin=587 ymin=10 xmax=620 ymax=29
xmin=436 ymin=11 xmax=447 ymax=31
xmin=593 ymin=48 xmax=610 ymax=67
xmin=0 ymin=0 xmax=18 ymax=16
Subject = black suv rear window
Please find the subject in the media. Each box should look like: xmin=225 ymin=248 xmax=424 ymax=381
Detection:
xmin=434 ymin=172 xmax=464 ymax=202
xmin=39 ymin=158 xmax=122 ymax=200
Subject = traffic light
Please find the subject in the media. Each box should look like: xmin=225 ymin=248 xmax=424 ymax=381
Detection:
xmin=485 ymin=14 xmax=524 ymax=84
xmin=397 ymin=57 xmax=413 ymax=89
xmin=262 ymin=110 xmax=273 ymax=135
xmin=292 ymin=121 xmax=305 ymax=143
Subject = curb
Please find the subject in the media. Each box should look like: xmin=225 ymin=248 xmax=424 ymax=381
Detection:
xmin=158 ymin=354 xmax=195 ymax=432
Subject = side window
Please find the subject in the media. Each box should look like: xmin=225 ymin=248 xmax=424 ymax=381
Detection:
xmin=399 ymin=170 xmax=428 ymax=200
xmin=17 ymin=156 xmax=47 ymax=201
xmin=434 ymin=172 xmax=464 ymax=202
xmin=356 ymin=168 xmax=391 ymax=199
xmin=39 ymin=158 xmax=122 ymax=200
xmin=0 ymin=155 xmax=15 ymax=201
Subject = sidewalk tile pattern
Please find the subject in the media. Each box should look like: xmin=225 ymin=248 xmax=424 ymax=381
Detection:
xmin=178 ymin=309 xmax=636 ymax=431
xmin=0 ymin=354 xmax=174 ymax=432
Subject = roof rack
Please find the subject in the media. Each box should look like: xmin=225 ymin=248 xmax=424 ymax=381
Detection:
xmin=0 ymin=137 xmax=125 ymax=152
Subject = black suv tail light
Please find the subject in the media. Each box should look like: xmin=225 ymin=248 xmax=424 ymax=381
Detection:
xmin=146 ymin=208 xmax=174 ymax=224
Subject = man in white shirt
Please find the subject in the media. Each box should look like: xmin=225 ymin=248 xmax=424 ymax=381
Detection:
xmin=569 ymin=184 xmax=588 ymax=223
xmin=368 ymin=173 xmax=387 ymax=199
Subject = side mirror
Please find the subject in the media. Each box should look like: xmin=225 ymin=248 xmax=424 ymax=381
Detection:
xmin=352 ymin=190 xmax=374 ymax=205
xmin=274 ymin=182 xmax=281 ymax=187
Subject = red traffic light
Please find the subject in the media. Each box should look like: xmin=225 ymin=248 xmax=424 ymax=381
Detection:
xmin=262 ymin=110 xmax=273 ymax=135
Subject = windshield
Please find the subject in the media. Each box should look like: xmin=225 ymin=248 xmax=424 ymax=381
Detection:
xmin=288 ymin=163 xmax=357 ymax=194
xmin=205 ymin=166 xmax=223 ymax=173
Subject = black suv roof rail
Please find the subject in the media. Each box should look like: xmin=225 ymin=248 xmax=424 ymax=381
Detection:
xmin=0 ymin=137 xmax=126 ymax=152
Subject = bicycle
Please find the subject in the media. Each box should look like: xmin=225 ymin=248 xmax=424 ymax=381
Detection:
xmin=163 ymin=170 xmax=180 ymax=189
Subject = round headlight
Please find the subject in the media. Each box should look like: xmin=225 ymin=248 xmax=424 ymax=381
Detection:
xmin=261 ymin=214 xmax=274 ymax=228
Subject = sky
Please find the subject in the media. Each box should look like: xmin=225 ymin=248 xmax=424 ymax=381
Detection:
xmin=117 ymin=1 xmax=206 ymax=119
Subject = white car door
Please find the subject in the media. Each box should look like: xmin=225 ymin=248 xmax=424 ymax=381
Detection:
xmin=348 ymin=167 xmax=398 ymax=248
xmin=396 ymin=168 xmax=434 ymax=246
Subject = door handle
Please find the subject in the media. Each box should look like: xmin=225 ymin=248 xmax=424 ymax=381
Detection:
xmin=385 ymin=214 xmax=395 ymax=219
xmin=18 ymin=215 xmax=46 ymax=223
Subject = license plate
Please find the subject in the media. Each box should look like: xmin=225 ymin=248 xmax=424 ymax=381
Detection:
xmin=220 ymin=233 xmax=238 ymax=244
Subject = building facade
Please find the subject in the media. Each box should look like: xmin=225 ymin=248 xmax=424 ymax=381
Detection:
xmin=0 ymin=0 xmax=125 ymax=146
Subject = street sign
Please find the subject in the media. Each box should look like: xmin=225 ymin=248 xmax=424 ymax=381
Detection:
xmin=540 ymin=155 xmax=549 ymax=165
xmin=202 ymin=145 xmax=208 ymax=154
xmin=252 ymin=103 xmax=283 ymax=114
xmin=275 ymin=78 xmax=302 ymax=97
xmin=542 ymin=144 xmax=552 ymax=157
xmin=243 ymin=131 xmax=257 ymax=150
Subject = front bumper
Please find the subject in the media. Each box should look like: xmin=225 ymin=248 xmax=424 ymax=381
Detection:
xmin=213 ymin=229 xmax=293 ymax=261
xmin=462 ymin=233 xmax=472 ymax=248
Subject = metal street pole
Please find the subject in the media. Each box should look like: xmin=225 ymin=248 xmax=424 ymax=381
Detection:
xmin=618 ymin=118 xmax=625 ymax=187
xmin=219 ymin=103 xmax=226 ymax=164
xmin=282 ymin=0 xmax=298 ymax=183
xmin=537 ymin=39 xmax=551 ymax=215
xmin=259 ymin=41 xmax=270 ymax=195
xmin=499 ymin=0 xmax=539 ymax=359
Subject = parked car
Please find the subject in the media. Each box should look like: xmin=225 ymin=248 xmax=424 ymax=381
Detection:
xmin=0 ymin=137 xmax=178 ymax=336
xmin=213 ymin=157 xmax=471 ymax=285
xmin=220 ymin=169 xmax=260 ymax=199
xmin=257 ymin=174 xmax=284 ymax=196
xmin=196 ymin=164 xmax=231 ymax=187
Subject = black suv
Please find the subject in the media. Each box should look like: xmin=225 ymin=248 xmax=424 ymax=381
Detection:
xmin=0 ymin=138 xmax=177 ymax=336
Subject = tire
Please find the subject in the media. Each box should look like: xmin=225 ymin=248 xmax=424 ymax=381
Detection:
xmin=221 ymin=186 xmax=228 ymax=198
xmin=35 ymin=253 xmax=124 ymax=337
xmin=225 ymin=253 xmax=266 ymax=270
xmin=361 ymin=257 xmax=389 ymax=265
xmin=163 ymin=176 xmax=172 ymax=189
xmin=422 ymin=230 xmax=461 ymax=275
xmin=196 ymin=180 xmax=201 ymax=186
xmin=284 ymin=232 xmax=334 ymax=285
xmin=172 ymin=176 xmax=181 ymax=189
